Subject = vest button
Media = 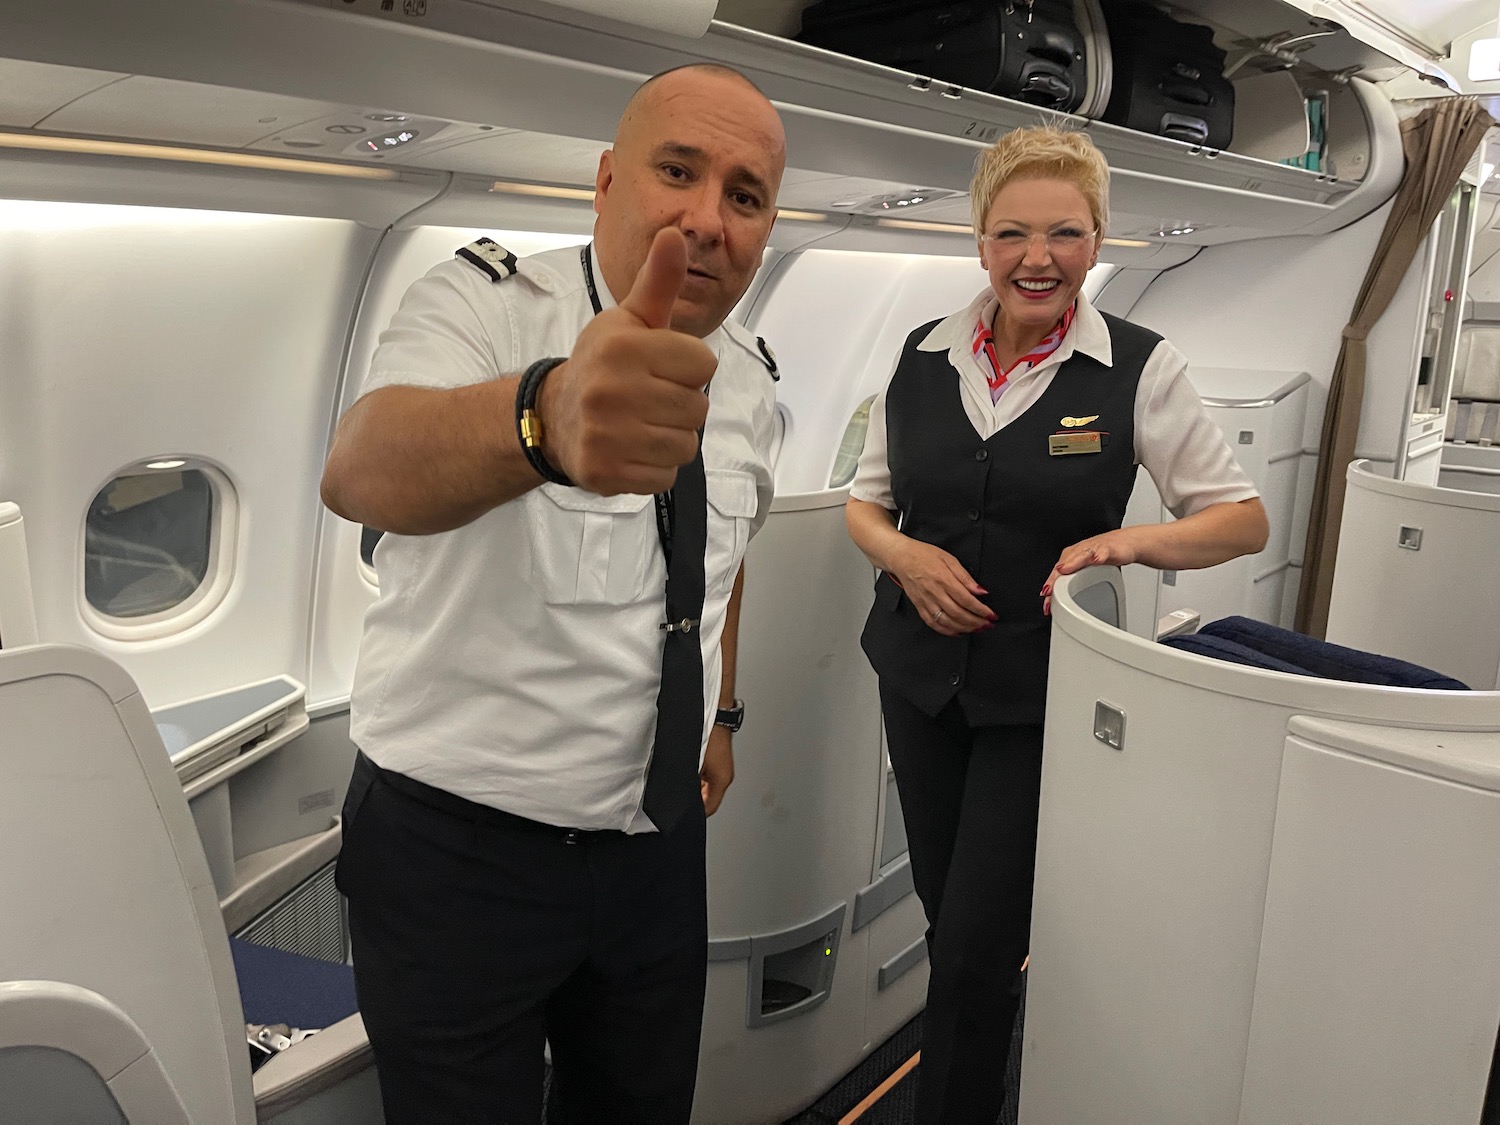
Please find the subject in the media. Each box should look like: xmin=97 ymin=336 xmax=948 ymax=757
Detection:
xmin=948 ymin=672 xmax=962 ymax=686
xmin=975 ymin=448 xmax=989 ymax=461
xmin=967 ymin=508 xmax=980 ymax=521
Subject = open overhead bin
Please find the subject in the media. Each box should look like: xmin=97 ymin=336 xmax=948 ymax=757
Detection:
xmin=0 ymin=0 xmax=1417 ymax=246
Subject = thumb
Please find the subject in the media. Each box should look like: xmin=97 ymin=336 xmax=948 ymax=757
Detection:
xmin=619 ymin=226 xmax=688 ymax=330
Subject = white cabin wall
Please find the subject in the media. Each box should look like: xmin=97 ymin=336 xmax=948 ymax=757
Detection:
xmin=1126 ymin=203 xmax=1394 ymax=457
xmin=745 ymin=249 xmax=986 ymax=495
xmin=1122 ymin=202 xmax=1433 ymax=613
xmin=0 ymin=199 xmax=376 ymax=708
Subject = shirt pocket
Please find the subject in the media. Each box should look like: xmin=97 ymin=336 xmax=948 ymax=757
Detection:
xmin=704 ymin=468 xmax=759 ymax=598
xmin=526 ymin=484 xmax=656 ymax=605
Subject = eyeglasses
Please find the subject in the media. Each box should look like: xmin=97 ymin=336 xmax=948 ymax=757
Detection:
xmin=983 ymin=227 xmax=1097 ymax=254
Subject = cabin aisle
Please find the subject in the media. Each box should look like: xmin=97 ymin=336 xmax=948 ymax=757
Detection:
xmin=534 ymin=991 xmax=1027 ymax=1124
xmin=781 ymin=982 xmax=1025 ymax=1125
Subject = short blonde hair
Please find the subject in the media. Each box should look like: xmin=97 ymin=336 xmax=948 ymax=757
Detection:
xmin=970 ymin=125 xmax=1110 ymax=239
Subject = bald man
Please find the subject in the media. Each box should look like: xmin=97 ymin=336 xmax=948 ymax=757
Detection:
xmin=321 ymin=65 xmax=786 ymax=1123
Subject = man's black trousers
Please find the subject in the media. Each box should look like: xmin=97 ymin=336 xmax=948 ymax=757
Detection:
xmin=337 ymin=752 xmax=708 ymax=1125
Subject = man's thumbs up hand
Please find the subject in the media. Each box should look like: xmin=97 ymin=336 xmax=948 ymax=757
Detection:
xmin=537 ymin=228 xmax=716 ymax=496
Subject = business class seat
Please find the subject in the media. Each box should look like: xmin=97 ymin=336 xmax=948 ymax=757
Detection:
xmin=1020 ymin=569 xmax=1500 ymax=1125
xmin=1163 ymin=614 xmax=1471 ymax=689
xmin=0 ymin=644 xmax=380 ymax=1125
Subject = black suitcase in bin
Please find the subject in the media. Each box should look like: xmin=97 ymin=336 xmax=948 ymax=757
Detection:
xmin=1100 ymin=2 xmax=1234 ymax=148
xmin=798 ymin=0 xmax=1090 ymax=115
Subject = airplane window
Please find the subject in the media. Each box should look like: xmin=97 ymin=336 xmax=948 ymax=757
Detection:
xmin=360 ymin=526 xmax=384 ymax=570
xmin=828 ymin=396 xmax=877 ymax=489
xmin=84 ymin=468 xmax=218 ymax=619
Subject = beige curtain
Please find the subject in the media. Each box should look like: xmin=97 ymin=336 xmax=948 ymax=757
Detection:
xmin=1295 ymin=98 xmax=1494 ymax=637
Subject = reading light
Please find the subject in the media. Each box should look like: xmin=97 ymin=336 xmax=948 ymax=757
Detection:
xmin=0 ymin=132 xmax=398 ymax=179
xmin=362 ymin=129 xmax=420 ymax=153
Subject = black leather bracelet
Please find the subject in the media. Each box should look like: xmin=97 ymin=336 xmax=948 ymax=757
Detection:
xmin=515 ymin=356 xmax=574 ymax=487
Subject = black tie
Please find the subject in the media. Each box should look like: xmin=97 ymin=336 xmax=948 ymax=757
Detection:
xmin=641 ymin=441 xmax=708 ymax=831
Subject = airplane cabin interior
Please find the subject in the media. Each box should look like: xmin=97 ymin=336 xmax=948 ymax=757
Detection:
xmin=0 ymin=0 xmax=1497 ymax=1122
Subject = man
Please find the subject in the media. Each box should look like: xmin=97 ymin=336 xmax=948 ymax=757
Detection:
xmin=320 ymin=64 xmax=786 ymax=1124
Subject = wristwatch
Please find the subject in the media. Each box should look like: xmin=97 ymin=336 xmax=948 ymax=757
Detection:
xmin=714 ymin=699 xmax=745 ymax=733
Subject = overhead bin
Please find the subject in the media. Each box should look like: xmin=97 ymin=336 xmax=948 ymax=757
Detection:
xmin=0 ymin=0 xmax=1403 ymax=246
xmin=1022 ymin=566 xmax=1500 ymax=1125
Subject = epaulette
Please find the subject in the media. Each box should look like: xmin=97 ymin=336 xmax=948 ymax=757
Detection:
xmin=455 ymin=237 xmax=518 ymax=282
xmin=755 ymin=337 xmax=780 ymax=381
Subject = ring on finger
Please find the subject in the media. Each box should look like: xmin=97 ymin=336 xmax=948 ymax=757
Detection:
xmin=934 ymin=609 xmax=945 ymax=622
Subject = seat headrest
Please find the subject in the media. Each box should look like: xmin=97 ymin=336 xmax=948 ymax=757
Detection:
xmin=1161 ymin=632 xmax=1312 ymax=676
xmin=1196 ymin=616 xmax=1470 ymax=690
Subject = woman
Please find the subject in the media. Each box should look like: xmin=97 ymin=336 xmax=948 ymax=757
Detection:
xmin=845 ymin=126 xmax=1268 ymax=1123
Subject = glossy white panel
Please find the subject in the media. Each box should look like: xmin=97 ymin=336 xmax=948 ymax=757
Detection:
xmin=747 ymin=249 xmax=986 ymax=496
xmin=1129 ymin=202 xmax=1389 ymax=455
xmin=0 ymin=199 xmax=376 ymax=707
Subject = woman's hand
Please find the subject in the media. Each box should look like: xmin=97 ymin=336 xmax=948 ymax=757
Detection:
xmin=889 ymin=539 xmax=997 ymax=637
xmin=1041 ymin=529 xmax=1141 ymax=616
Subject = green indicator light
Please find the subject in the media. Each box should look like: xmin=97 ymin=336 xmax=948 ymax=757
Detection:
xmin=825 ymin=948 xmax=832 ymax=956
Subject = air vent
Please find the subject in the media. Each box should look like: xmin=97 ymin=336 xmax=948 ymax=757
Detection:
xmin=236 ymin=862 xmax=347 ymax=964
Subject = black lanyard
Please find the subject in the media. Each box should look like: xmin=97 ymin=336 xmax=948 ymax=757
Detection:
xmin=580 ymin=244 xmax=679 ymax=566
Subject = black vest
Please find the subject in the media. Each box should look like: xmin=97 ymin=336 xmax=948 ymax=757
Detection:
xmin=861 ymin=311 xmax=1160 ymax=726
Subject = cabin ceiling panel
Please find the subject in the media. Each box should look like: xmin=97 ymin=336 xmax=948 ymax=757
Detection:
xmin=42 ymin=76 xmax=336 ymax=148
xmin=775 ymin=175 xmax=922 ymax=210
xmin=713 ymin=0 xmax=805 ymax=39
xmin=1427 ymin=0 xmax=1494 ymax=45
xmin=398 ymin=130 xmax=605 ymax=183
xmin=0 ymin=59 xmax=126 ymax=129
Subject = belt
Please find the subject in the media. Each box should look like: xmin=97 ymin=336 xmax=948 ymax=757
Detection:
xmin=359 ymin=751 xmax=624 ymax=844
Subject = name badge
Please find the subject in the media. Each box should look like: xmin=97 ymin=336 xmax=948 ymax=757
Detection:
xmin=1049 ymin=430 xmax=1106 ymax=456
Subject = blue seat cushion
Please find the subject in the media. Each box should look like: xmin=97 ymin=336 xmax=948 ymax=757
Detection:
xmin=1196 ymin=616 xmax=1469 ymax=690
xmin=1162 ymin=632 xmax=1313 ymax=675
xmin=230 ymin=937 xmax=359 ymax=1030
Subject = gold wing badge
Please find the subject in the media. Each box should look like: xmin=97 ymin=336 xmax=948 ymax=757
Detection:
xmin=1061 ymin=415 xmax=1099 ymax=428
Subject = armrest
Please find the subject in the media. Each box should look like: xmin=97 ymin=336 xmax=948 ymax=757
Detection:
xmin=251 ymin=1012 xmax=373 ymax=1121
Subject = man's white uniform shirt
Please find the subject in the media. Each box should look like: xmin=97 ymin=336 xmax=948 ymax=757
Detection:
xmin=851 ymin=288 xmax=1258 ymax=517
xmin=350 ymin=242 xmax=777 ymax=831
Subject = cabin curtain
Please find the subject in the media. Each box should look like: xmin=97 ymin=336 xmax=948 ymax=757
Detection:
xmin=1295 ymin=98 xmax=1493 ymax=637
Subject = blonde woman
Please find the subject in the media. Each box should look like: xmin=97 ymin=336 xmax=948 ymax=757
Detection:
xmin=846 ymin=126 xmax=1268 ymax=1121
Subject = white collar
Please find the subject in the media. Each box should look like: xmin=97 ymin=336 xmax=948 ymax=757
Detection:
xmin=917 ymin=287 xmax=1114 ymax=369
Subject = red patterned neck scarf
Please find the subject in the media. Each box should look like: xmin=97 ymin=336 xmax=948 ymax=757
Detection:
xmin=972 ymin=302 xmax=1077 ymax=403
